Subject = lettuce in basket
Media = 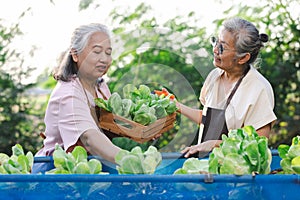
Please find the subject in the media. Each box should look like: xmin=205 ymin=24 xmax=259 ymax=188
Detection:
xmin=153 ymin=104 xmax=168 ymax=119
xmin=133 ymin=104 xmax=157 ymax=125
xmin=108 ymin=93 xmax=123 ymax=116
xmin=138 ymin=84 xmax=151 ymax=99
xmin=165 ymin=101 xmax=177 ymax=115
xmin=94 ymin=98 xmax=109 ymax=111
xmin=121 ymin=98 xmax=134 ymax=119
xmin=151 ymin=96 xmax=177 ymax=118
xmin=122 ymin=84 xmax=138 ymax=100
xmin=95 ymin=84 xmax=177 ymax=126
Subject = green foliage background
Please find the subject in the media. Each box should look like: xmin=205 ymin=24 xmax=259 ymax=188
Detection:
xmin=0 ymin=21 xmax=43 ymax=154
xmin=0 ymin=0 xmax=299 ymax=154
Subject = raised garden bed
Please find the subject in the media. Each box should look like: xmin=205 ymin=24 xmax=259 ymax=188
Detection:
xmin=0 ymin=151 xmax=299 ymax=200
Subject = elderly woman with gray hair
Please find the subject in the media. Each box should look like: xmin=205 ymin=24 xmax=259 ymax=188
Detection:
xmin=179 ymin=17 xmax=277 ymax=158
xmin=32 ymin=23 xmax=121 ymax=173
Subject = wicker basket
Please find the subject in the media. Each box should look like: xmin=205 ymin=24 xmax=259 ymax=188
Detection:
xmin=99 ymin=108 xmax=176 ymax=143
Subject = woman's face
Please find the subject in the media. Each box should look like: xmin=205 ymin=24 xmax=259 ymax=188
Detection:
xmin=212 ymin=29 xmax=238 ymax=71
xmin=76 ymin=31 xmax=112 ymax=80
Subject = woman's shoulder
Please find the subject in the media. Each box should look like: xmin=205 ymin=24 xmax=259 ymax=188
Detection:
xmin=52 ymin=77 xmax=83 ymax=96
xmin=248 ymin=67 xmax=273 ymax=90
xmin=205 ymin=68 xmax=223 ymax=82
xmin=60 ymin=77 xmax=81 ymax=87
xmin=244 ymin=67 xmax=275 ymax=99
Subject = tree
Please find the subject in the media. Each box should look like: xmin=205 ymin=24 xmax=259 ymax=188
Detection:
xmin=33 ymin=0 xmax=298 ymax=152
xmin=261 ymin=0 xmax=300 ymax=147
xmin=0 ymin=19 xmax=43 ymax=154
xmin=101 ymin=3 xmax=217 ymax=151
xmin=77 ymin=0 xmax=300 ymax=150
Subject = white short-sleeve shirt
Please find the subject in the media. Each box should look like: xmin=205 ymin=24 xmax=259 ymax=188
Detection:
xmin=199 ymin=66 xmax=277 ymax=132
xmin=35 ymin=77 xmax=111 ymax=156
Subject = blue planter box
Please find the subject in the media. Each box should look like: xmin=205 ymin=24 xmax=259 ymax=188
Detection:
xmin=0 ymin=150 xmax=299 ymax=200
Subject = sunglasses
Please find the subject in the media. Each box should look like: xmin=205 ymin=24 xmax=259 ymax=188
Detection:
xmin=210 ymin=36 xmax=236 ymax=55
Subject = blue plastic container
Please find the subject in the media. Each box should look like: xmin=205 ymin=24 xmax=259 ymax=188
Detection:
xmin=0 ymin=150 xmax=299 ymax=200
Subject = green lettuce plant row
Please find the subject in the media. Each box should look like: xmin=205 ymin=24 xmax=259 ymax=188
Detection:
xmin=175 ymin=126 xmax=272 ymax=175
xmin=47 ymin=144 xmax=162 ymax=175
xmin=115 ymin=146 xmax=162 ymax=174
xmin=278 ymin=135 xmax=300 ymax=174
xmin=0 ymin=144 xmax=33 ymax=174
xmin=0 ymin=143 xmax=162 ymax=175
xmin=1 ymin=129 xmax=299 ymax=175
xmin=95 ymin=84 xmax=177 ymax=126
xmin=45 ymin=144 xmax=104 ymax=174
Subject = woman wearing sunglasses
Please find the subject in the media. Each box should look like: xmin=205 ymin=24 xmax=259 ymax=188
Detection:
xmin=179 ymin=17 xmax=277 ymax=158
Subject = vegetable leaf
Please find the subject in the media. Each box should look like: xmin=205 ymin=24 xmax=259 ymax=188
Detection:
xmin=46 ymin=144 xmax=104 ymax=174
xmin=278 ymin=135 xmax=300 ymax=174
xmin=208 ymin=125 xmax=272 ymax=175
xmin=0 ymin=144 xmax=33 ymax=174
xmin=95 ymin=84 xmax=177 ymax=126
xmin=115 ymin=146 xmax=162 ymax=174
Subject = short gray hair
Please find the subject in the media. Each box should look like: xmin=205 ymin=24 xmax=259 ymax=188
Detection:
xmin=223 ymin=18 xmax=268 ymax=66
xmin=53 ymin=23 xmax=111 ymax=81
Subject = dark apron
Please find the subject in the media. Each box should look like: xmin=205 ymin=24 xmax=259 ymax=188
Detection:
xmin=200 ymin=107 xmax=228 ymax=142
xmin=195 ymin=66 xmax=250 ymax=157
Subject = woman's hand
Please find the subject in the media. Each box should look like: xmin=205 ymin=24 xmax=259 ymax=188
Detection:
xmin=181 ymin=140 xmax=221 ymax=158
xmin=152 ymin=133 xmax=162 ymax=140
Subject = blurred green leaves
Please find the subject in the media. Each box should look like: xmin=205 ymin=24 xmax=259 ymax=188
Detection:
xmin=1 ymin=0 xmax=298 ymax=154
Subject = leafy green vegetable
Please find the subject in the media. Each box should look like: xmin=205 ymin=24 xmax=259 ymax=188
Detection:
xmin=94 ymin=98 xmax=109 ymax=111
xmin=108 ymin=92 xmax=123 ymax=116
xmin=174 ymin=126 xmax=272 ymax=175
xmin=0 ymin=153 xmax=9 ymax=165
xmin=95 ymin=84 xmax=177 ymax=126
xmin=174 ymin=158 xmax=209 ymax=174
xmin=46 ymin=144 xmax=105 ymax=174
xmin=0 ymin=144 xmax=33 ymax=174
xmin=165 ymin=101 xmax=177 ymax=114
xmin=278 ymin=135 xmax=300 ymax=174
xmin=208 ymin=126 xmax=272 ymax=175
xmin=153 ymin=104 xmax=168 ymax=119
xmin=88 ymin=159 xmax=103 ymax=174
xmin=115 ymin=146 xmax=162 ymax=174
xmin=138 ymin=84 xmax=151 ymax=99
xmin=133 ymin=104 xmax=157 ymax=125
xmin=123 ymin=84 xmax=138 ymax=100
xmin=121 ymin=98 xmax=134 ymax=119
xmin=219 ymin=153 xmax=250 ymax=175
xmin=12 ymin=144 xmax=25 ymax=156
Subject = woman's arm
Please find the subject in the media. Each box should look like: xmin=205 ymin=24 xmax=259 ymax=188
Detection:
xmin=80 ymin=129 xmax=121 ymax=163
xmin=176 ymin=101 xmax=202 ymax=124
xmin=256 ymin=123 xmax=272 ymax=138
